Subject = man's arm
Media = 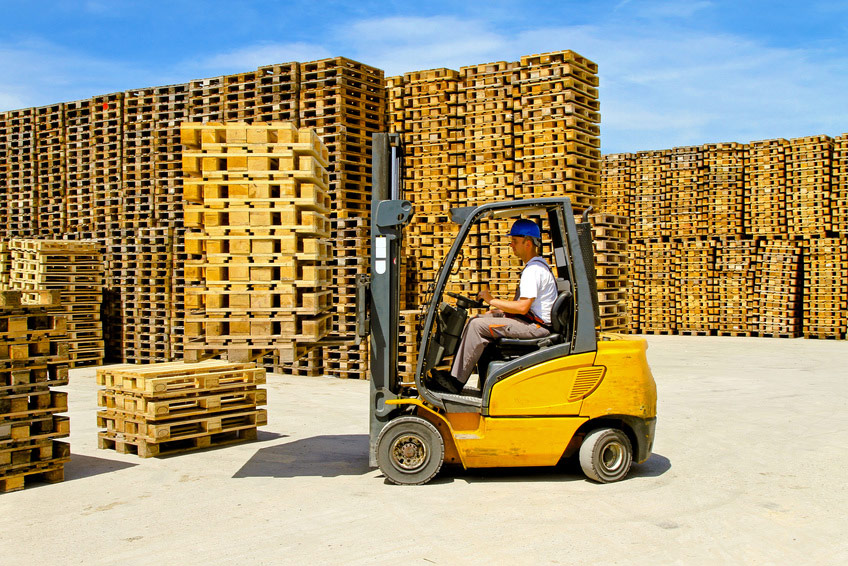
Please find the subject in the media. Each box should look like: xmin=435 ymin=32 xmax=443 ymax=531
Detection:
xmin=478 ymin=288 xmax=533 ymax=315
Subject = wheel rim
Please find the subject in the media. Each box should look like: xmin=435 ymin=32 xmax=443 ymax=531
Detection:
xmin=390 ymin=434 xmax=429 ymax=472
xmin=600 ymin=441 xmax=625 ymax=472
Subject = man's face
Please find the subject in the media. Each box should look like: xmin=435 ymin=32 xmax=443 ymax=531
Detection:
xmin=509 ymin=236 xmax=531 ymax=257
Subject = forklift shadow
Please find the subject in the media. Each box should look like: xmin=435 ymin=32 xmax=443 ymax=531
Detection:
xmin=232 ymin=434 xmax=371 ymax=479
xmin=430 ymin=453 xmax=671 ymax=485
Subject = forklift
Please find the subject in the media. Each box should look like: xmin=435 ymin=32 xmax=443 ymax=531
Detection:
xmin=357 ymin=134 xmax=657 ymax=485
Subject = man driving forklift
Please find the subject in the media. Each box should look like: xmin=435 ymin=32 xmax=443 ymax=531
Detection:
xmin=433 ymin=218 xmax=559 ymax=394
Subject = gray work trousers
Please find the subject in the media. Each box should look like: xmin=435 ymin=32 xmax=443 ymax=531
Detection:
xmin=450 ymin=312 xmax=550 ymax=384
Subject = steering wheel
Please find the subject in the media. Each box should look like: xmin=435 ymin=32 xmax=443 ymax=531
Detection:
xmin=446 ymin=292 xmax=486 ymax=310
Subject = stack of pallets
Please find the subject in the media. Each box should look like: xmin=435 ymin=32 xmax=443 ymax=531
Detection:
xmin=92 ymin=93 xmax=123 ymax=239
xmin=4 ymin=109 xmax=37 ymax=238
xmin=591 ymin=213 xmax=629 ymax=332
xmin=64 ymin=100 xmax=94 ymax=233
xmin=299 ymin=57 xmax=385 ymax=219
xmin=600 ymin=153 xmax=633 ymax=218
xmin=751 ymin=240 xmax=802 ymax=337
xmin=170 ymin=227 xmax=187 ymax=361
xmin=460 ymin=61 xmax=517 ymax=205
xmin=252 ymin=63 xmax=300 ymax=123
xmin=631 ymin=151 xmax=668 ymax=241
xmin=0 ymin=242 xmax=10 ymax=287
xmin=401 ymin=68 xmax=463 ymax=306
xmin=833 ymin=134 xmax=848 ymax=234
xmin=0 ymin=112 xmax=8 ymax=239
xmin=182 ymin=122 xmax=332 ymax=364
xmin=386 ymin=76 xmax=405 ymax=135
xmin=153 ymin=83 xmax=191 ymax=228
xmin=704 ymin=143 xmax=744 ymax=238
xmin=97 ymin=360 xmax=266 ymax=458
xmin=786 ymin=135 xmax=833 ymax=237
xmin=667 ymin=146 xmax=705 ymax=237
xmin=189 ymin=76 xmax=225 ymax=123
xmin=398 ymin=310 xmax=421 ymax=386
xmin=35 ymin=104 xmax=66 ymax=236
xmin=0 ymin=291 xmax=70 ymax=493
xmin=675 ymin=239 xmax=715 ymax=334
xmin=632 ymin=241 xmax=677 ymax=334
xmin=10 ymin=240 xmax=105 ymax=367
xmin=744 ymin=139 xmax=788 ymax=236
xmin=801 ymin=239 xmax=847 ymax=339
xmin=514 ymin=51 xmax=601 ymax=210
xmin=223 ymin=72 xmax=257 ymax=121
xmin=713 ymin=239 xmax=757 ymax=336
xmin=121 ymin=87 xmax=156 ymax=231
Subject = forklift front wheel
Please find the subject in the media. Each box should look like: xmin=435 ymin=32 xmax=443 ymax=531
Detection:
xmin=377 ymin=416 xmax=445 ymax=485
xmin=579 ymin=427 xmax=633 ymax=483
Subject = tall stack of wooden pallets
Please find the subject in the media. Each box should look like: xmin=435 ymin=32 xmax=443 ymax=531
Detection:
xmin=97 ymin=360 xmax=266 ymax=458
xmin=400 ymin=68 xmax=464 ymax=306
xmin=92 ymin=93 xmax=123 ymax=240
xmin=801 ymin=238 xmax=847 ymax=338
xmin=182 ymin=122 xmax=332 ymax=364
xmin=515 ymin=51 xmax=601 ymax=209
xmin=632 ymin=241 xmax=677 ymax=334
xmin=675 ymin=239 xmax=715 ymax=334
xmin=153 ymin=83 xmax=191 ymax=229
xmin=591 ymin=213 xmax=629 ymax=332
xmin=0 ymin=291 xmax=70 ymax=493
xmin=631 ymin=150 xmax=668 ymax=241
xmin=10 ymin=240 xmax=105 ymax=367
xmin=704 ymin=143 xmax=744 ymax=238
xmin=299 ymin=57 xmax=385 ymax=219
xmin=786 ymin=135 xmax=833 ymax=237
xmin=668 ymin=146 xmax=705 ymax=237
xmin=744 ymin=139 xmax=788 ymax=236
xmin=64 ymin=100 xmax=94 ymax=234
xmin=600 ymin=153 xmax=633 ymax=218
xmin=751 ymin=240 xmax=802 ymax=337
xmin=121 ymin=87 xmax=156 ymax=232
xmin=4 ymin=109 xmax=37 ymax=238
xmin=833 ymin=134 xmax=848 ymax=234
xmin=713 ymin=239 xmax=756 ymax=335
xmin=35 ymin=104 xmax=66 ymax=236
xmin=252 ymin=63 xmax=300 ymax=123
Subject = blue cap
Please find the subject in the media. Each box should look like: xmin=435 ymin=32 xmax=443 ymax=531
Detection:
xmin=509 ymin=219 xmax=541 ymax=239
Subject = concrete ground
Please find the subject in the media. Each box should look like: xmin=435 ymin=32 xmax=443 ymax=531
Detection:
xmin=1 ymin=335 xmax=847 ymax=565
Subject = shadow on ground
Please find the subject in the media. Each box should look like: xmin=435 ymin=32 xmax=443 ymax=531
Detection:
xmin=233 ymin=434 xmax=371 ymax=479
xmin=64 ymin=453 xmax=137 ymax=481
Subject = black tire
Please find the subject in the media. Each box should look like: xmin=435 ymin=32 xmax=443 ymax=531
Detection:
xmin=579 ymin=427 xmax=633 ymax=483
xmin=376 ymin=416 xmax=444 ymax=485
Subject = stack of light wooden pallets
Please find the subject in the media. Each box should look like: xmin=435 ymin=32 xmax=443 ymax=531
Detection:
xmin=182 ymin=121 xmax=333 ymax=364
xmin=35 ymin=103 xmax=67 ymax=236
xmin=590 ymin=213 xmax=629 ymax=332
xmin=97 ymin=360 xmax=266 ymax=457
xmin=0 ymin=291 xmax=70 ymax=493
xmin=787 ymin=135 xmax=834 ymax=237
xmin=9 ymin=239 xmax=104 ymax=367
xmin=801 ymin=239 xmax=847 ymax=339
xmin=744 ymin=138 xmax=788 ymax=236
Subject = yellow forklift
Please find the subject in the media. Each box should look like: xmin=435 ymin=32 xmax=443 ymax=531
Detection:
xmin=357 ymin=134 xmax=657 ymax=485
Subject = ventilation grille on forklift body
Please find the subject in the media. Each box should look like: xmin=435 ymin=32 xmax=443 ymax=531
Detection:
xmin=569 ymin=366 xmax=606 ymax=402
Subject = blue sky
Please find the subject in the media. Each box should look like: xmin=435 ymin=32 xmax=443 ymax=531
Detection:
xmin=1 ymin=0 xmax=846 ymax=153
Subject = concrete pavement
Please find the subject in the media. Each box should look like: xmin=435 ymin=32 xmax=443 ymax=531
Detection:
xmin=2 ymin=335 xmax=847 ymax=565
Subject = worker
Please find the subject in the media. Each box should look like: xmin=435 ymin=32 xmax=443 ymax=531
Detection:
xmin=433 ymin=218 xmax=558 ymax=394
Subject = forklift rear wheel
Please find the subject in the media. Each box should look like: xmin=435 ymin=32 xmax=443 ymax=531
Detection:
xmin=377 ymin=416 xmax=444 ymax=485
xmin=579 ymin=427 xmax=633 ymax=483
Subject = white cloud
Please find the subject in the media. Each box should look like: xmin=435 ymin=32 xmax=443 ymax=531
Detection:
xmin=195 ymin=42 xmax=334 ymax=73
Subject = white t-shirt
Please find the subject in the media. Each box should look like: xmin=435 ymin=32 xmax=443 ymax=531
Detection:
xmin=518 ymin=257 xmax=558 ymax=325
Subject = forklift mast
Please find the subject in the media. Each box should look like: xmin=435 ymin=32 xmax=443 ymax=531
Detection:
xmin=363 ymin=133 xmax=412 ymax=466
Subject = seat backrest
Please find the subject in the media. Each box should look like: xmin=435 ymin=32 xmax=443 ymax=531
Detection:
xmin=549 ymin=288 xmax=573 ymax=335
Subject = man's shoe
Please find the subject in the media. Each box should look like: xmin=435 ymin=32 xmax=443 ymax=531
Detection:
xmin=432 ymin=370 xmax=463 ymax=395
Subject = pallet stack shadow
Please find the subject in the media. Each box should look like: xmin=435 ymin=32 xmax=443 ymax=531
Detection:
xmin=97 ymin=360 xmax=266 ymax=457
xmin=602 ymin=132 xmax=848 ymax=338
xmin=10 ymin=240 xmax=104 ymax=366
xmin=182 ymin=122 xmax=333 ymax=364
xmin=0 ymin=291 xmax=70 ymax=493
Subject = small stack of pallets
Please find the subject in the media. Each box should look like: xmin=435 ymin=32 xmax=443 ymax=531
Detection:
xmin=35 ymin=103 xmax=67 ymax=236
xmin=4 ymin=109 xmax=37 ymax=238
xmin=632 ymin=241 xmax=678 ymax=334
xmin=182 ymin=121 xmax=333 ymax=364
xmin=252 ymin=63 xmax=300 ymax=124
xmin=96 ymin=360 xmax=266 ymax=458
xmin=704 ymin=143 xmax=745 ymax=238
xmin=667 ymin=146 xmax=705 ymax=237
xmin=713 ymin=239 xmax=757 ymax=336
xmin=0 ymin=291 xmax=70 ymax=493
xmin=833 ymin=134 xmax=848 ymax=234
xmin=10 ymin=239 xmax=104 ymax=367
xmin=675 ymin=239 xmax=715 ymax=335
xmin=92 ymin=93 xmax=123 ymax=240
xmin=751 ymin=240 xmax=802 ymax=337
xmin=64 ymin=100 xmax=94 ymax=233
xmin=631 ymin=150 xmax=668 ymax=241
xmin=600 ymin=153 xmax=633 ymax=218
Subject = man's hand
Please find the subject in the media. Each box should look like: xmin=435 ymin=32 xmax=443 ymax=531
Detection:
xmin=477 ymin=287 xmax=494 ymax=304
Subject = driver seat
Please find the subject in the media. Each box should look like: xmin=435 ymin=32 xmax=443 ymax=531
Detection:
xmin=494 ymin=284 xmax=573 ymax=358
